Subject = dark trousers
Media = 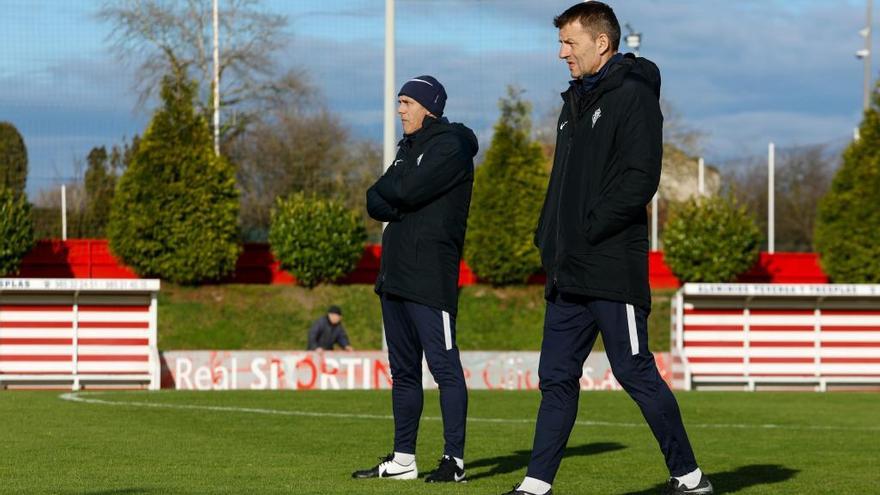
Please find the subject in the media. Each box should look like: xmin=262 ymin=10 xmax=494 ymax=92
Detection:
xmin=526 ymin=293 xmax=698 ymax=483
xmin=381 ymin=294 xmax=468 ymax=459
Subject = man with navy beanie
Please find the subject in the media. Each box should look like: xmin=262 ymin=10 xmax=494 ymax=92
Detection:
xmin=397 ymin=75 xmax=447 ymax=116
xmin=353 ymin=75 xmax=478 ymax=484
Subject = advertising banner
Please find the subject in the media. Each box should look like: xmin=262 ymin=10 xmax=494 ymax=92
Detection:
xmin=162 ymin=351 xmax=673 ymax=391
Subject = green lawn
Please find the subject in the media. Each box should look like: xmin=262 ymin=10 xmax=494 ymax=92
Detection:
xmin=0 ymin=390 xmax=877 ymax=494
xmin=159 ymin=285 xmax=676 ymax=352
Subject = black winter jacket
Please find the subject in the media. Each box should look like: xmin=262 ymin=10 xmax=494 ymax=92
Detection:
xmin=535 ymin=54 xmax=663 ymax=310
xmin=306 ymin=316 xmax=350 ymax=351
xmin=367 ymin=116 xmax=478 ymax=315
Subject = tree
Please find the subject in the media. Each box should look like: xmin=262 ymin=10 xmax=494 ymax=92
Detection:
xmin=82 ymin=147 xmax=117 ymax=237
xmin=664 ymin=195 xmax=761 ymax=283
xmin=0 ymin=187 xmax=34 ymax=276
xmin=108 ymin=73 xmax=240 ymax=284
xmin=229 ymin=105 xmax=381 ymax=242
xmin=0 ymin=121 xmax=27 ymax=196
xmin=814 ymin=92 xmax=880 ymax=282
xmin=269 ymin=193 xmax=366 ymax=288
xmin=727 ymin=145 xmax=836 ymax=252
xmin=98 ymin=0 xmax=307 ymax=141
xmin=464 ymin=87 xmax=547 ymax=285
xmin=29 ymin=138 xmax=138 ymax=240
xmin=661 ymin=98 xmax=705 ymax=157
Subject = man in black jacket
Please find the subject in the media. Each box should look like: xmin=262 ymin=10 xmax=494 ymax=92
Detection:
xmin=352 ymin=75 xmax=478 ymax=484
xmin=306 ymin=305 xmax=352 ymax=352
xmin=505 ymin=4 xmax=713 ymax=495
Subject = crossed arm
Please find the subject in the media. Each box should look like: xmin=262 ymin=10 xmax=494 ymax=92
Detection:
xmin=366 ymin=138 xmax=471 ymax=222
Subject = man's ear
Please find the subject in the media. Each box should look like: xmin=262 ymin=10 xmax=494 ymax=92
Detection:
xmin=596 ymin=33 xmax=611 ymax=55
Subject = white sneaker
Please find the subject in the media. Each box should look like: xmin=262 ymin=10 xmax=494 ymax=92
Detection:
xmin=352 ymin=453 xmax=418 ymax=480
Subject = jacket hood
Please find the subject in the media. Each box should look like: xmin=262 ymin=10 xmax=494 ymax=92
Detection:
xmin=404 ymin=116 xmax=479 ymax=157
xmin=562 ymin=53 xmax=662 ymax=104
xmin=621 ymin=53 xmax=661 ymax=98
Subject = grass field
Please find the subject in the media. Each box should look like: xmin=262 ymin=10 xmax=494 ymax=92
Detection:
xmin=2 ymin=390 xmax=877 ymax=494
xmin=158 ymin=285 xmax=675 ymax=352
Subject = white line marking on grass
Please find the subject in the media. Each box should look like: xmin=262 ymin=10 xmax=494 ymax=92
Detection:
xmin=59 ymin=392 xmax=880 ymax=433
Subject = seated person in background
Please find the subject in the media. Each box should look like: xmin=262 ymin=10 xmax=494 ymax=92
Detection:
xmin=307 ymin=305 xmax=354 ymax=352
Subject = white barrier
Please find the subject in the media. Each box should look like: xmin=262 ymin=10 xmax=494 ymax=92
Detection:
xmin=671 ymin=283 xmax=880 ymax=391
xmin=161 ymin=350 xmax=675 ymax=391
xmin=0 ymin=279 xmax=160 ymax=390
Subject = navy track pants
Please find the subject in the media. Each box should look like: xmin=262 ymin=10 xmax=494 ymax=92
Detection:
xmin=526 ymin=292 xmax=698 ymax=483
xmin=381 ymin=294 xmax=468 ymax=459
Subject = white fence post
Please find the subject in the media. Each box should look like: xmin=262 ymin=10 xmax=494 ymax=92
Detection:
xmin=768 ymin=142 xmax=775 ymax=254
xmin=698 ymin=157 xmax=705 ymax=195
xmin=61 ymin=184 xmax=68 ymax=241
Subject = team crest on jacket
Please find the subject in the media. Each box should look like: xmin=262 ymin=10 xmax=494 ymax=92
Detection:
xmin=592 ymin=107 xmax=602 ymax=128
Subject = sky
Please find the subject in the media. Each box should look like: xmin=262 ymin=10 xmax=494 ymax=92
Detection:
xmin=0 ymin=0 xmax=874 ymax=195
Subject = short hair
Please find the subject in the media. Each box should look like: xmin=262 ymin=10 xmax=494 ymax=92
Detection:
xmin=553 ymin=1 xmax=621 ymax=51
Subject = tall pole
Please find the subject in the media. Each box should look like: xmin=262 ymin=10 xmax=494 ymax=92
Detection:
xmin=381 ymin=0 xmax=396 ymax=352
xmin=865 ymin=0 xmax=873 ymax=111
xmin=644 ymin=33 xmax=655 ymax=250
xmin=768 ymin=142 xmax=775 ymax=255
xmin=61 ymin=184 xmax=67 ymax=241
xmin=383 ymin=0 xmax=396 ymax=173
xmin=212 ymin=0 xmax=220 ymax=156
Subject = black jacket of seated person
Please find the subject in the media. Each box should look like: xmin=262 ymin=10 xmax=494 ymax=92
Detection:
xmin=306 ymin=315 xmax=350 ymax=351
xmin=366 ymin=115 xmax=479 ymax=315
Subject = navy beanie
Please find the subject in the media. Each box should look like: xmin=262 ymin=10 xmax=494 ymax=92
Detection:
xmin=398 ymin=75 xmax=447 ymax=117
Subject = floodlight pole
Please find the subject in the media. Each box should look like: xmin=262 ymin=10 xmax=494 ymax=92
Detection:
xmin=865 ymin=0 xmax=874 ymax=111
xmin=212 ymin=0 xmax=221 ymax=156
xmin=384 ymin=0 xmax=396 ymax=175
xmin=381 ymin=0 xmax=396 ymax=352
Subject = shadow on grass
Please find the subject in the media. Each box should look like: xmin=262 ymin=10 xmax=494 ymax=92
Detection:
xmin=78 ymin=490 xmax=153 ymax=495
xmin=621 ymin=464 xmax=799 ymax=494
xmin=467 ymin=442 xmax=626 ymax=482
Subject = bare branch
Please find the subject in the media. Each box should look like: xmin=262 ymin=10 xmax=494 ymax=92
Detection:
xmin=96 ymin=0 xmax=295 ymax=134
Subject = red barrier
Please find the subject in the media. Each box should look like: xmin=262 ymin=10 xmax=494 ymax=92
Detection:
xmin=739 ymin=252 xmax=829 ymax=284
xmin=17 ymin=240 xmax=138 ymax=279
xmin=15 ymin=240 xmax=830 ymax=287
xmin=649 ymin=251 xmax=681 ymax=289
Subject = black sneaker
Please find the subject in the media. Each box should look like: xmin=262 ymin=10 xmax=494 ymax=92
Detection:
xmin=501 ymin=484 xmax=552 ymax=495
xmin=424 ymin=455 xmax=466 ymax=483
xmin=665 ymin=474 xmax=714 ymax=494
xmin=351 ymin=453 xmax=418 ymax=480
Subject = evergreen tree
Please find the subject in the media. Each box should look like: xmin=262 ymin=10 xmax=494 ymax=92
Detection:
xmin=814 ymin=88 xmax=880 ymax=282
xmin=108 ymin=73 xmax=240 ymax=284
xmin=664 ymin=195 xmax=761 ymax=283
xmin=269 ymin=193 xmax=366 ymax=288
xmin=0 ymin=122 xmax=27 ymax=196
xmin=0 ymin=187 xmax=34 ymax=275
xmin=464 ymin=87 xmax=548 ymax=285
xmin=83 ymin=146 xmax=116 ymax=237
